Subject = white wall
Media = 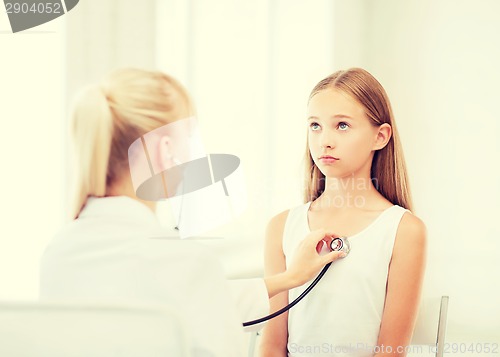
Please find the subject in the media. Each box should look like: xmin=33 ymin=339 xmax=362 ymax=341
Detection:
xmin=1 ymin=0 xmax=498 ymax=346
xmin=65 ymin=0 xmax=157 ymax=101
xmin=0 ymin=13 xmax=64 ymax=300
xmin=156 ymin=0 xmax=335 ymax=277
xmin=355 ymin=0 xmax=500 ymax=344
xmin=0 ymin=0 xmax=158 ymax=300
xmin=162 ymin=0 xmax=500 ymax=344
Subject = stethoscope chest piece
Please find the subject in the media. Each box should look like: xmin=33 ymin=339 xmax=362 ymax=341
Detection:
xmin=330 ymin=236 xmax=351 ymax=256
xmin=243 ymin=235 xmax=350 ymax=327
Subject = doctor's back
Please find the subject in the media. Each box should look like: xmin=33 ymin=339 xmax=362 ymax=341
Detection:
xmin=40 ymin=197 xmax=243 ymax=356
xmin=39 ymin=68 xmax=247 ymax=356
xmin=40 ymin=196 xmax=247 ymax=356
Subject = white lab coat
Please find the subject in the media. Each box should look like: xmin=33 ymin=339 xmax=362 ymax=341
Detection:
xmin=39 ymin=196 xmax=269 ymax=357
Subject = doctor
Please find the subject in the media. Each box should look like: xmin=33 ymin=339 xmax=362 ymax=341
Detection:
xmin=39 ymin=68 xmax=344 ymax=357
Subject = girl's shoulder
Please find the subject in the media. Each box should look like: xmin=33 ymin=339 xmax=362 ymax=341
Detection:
xmin=266 ymin=201 xmax=310 ymax=235
xmin=395 ymin=210 xmax=427 ymax=251
xmin=399 ymin=210 xmax=426 ymax=234
xmin=266 ymin=209 xmax=290 ymax=239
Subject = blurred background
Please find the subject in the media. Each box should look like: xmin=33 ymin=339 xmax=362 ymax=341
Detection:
xmin=1 ymin=0 xmax=499 ymax=350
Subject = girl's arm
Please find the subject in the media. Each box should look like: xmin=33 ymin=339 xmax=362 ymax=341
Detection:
xmin=375 ymin=212 xmax=427 ymax=357
xmin=259 ymin=211 xmax=290 ymax=357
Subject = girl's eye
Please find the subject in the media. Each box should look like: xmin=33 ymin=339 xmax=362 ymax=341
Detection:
xmin=338 ymin=122 xmax=349 ymax=131
xmin=309 ymin=122 xmax=321 ymax=131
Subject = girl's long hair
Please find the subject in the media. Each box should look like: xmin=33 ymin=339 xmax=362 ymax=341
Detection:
xmin=70 ymin=68 xmax=193 ymax=219
xmin=304 ymin=68 xmax=413 ymax=211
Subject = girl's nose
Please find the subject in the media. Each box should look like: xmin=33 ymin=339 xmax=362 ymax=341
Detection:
xmin=320 ymin=132 xmax=335 ymax=149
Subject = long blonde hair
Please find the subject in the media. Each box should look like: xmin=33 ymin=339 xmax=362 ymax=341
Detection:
xmin=70 ymin=68 xmax=193 ymax=219
xmin=304 ymin=68 xmax=413 ymax=211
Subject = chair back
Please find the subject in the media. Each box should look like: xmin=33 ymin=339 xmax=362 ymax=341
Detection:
xmin=0 ymin=301 xmax=191 ymax=357
xmin=411 ymin=295 xmax=450 ymax=357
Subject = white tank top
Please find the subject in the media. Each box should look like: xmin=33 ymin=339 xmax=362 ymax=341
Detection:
xmin=283 ymin=202 xmax=407 ymax=357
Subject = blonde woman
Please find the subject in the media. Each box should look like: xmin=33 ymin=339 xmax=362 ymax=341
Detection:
xmin=260 ymin=68 xmax=427 ymax=357
xmin=39 ymin=68 xmax=345 ymax=356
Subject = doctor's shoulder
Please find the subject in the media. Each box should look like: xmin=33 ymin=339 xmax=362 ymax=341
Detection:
xmin=40 ymin=218 xmax=91 ymax=254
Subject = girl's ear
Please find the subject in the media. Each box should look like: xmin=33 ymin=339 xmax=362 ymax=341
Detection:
xmin=373 ymin=123 xmax=392 ymax=151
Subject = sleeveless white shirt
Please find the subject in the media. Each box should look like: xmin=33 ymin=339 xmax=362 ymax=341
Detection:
xmin=283 ymin=202 xmax=407 ymax=357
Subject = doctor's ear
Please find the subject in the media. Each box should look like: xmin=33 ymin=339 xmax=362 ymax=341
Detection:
xmin=158 ymin=135 xmax=176 ymax=170
xmin=373 ymin=123 xmax=392 ymax=151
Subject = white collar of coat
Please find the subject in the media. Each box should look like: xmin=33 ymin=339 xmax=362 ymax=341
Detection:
xmin=79 ymin=196 xmax=160 ymax=228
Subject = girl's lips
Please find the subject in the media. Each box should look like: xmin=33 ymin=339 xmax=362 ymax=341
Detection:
xmin=319 ymin=156 xmax=339 ymax=163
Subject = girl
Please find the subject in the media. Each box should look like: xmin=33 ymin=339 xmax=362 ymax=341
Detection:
xmin=39 ymin=68 xmax=345 ymax=356
xmin=260 ymin=68 xmax=426 ymax=357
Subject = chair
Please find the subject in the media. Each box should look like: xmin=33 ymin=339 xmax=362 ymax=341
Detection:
xmin=0 ymin=301 xmax=191 ymax=357
xmin=247 ymin=296 xmax=450 ymax=357
xmin=411 ymin=295 xmax=450 ymax=357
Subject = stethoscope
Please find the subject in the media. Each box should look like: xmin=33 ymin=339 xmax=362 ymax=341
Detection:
xmin=242 ymin=236 xmax=351 ymax=327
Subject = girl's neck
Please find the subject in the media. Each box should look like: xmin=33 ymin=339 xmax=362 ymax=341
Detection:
xmin=315 ymin=174 xmax=382 ymax=211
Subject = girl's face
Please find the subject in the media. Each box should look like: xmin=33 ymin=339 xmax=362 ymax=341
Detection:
xmin=307 ymin=89 xmax=388 ymax=179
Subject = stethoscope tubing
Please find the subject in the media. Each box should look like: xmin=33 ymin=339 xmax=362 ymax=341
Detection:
xmin=242 ymin=236 xmax=350 ymax=327
xmin=242 ymin=262 xmax=332 ymax=327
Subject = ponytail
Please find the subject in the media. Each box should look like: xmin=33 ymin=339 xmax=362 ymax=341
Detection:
xmin=70 ymin=86 xmax=113 ymax=219
xmin=69 ymin=68 xmax=194 ymax=220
